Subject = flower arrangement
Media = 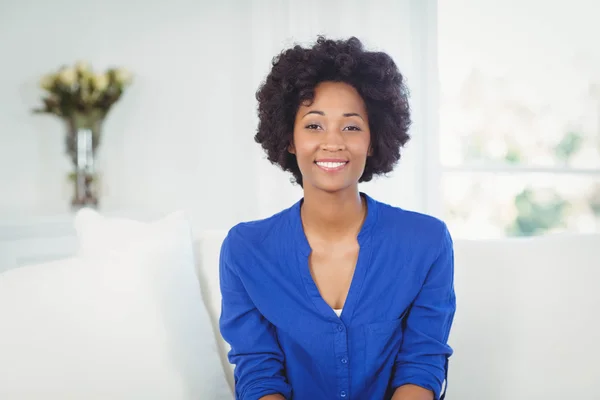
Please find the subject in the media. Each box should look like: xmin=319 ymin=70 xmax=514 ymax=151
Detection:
xmin=34 ymin=61 xmax=132 ymax=121
xmin=33 ymin=61 xmax=133 ymax=208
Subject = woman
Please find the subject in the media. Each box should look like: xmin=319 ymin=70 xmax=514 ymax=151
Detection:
xmin=219 ymin=36 xmax=455 ymax=400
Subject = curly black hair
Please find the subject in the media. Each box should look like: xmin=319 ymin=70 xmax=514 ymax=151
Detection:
xmin=254 ymin=36 xmax=411 ymax=187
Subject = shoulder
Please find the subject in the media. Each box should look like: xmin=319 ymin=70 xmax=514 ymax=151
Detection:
xmin=370 ymin=196 xmax=452 ymax=250
xmin=376 ymin=198 xmax=448 ymax=233
xmin=221 ymin=204 xmax=295 ymax=258
xmin=368 ymin=197 xmax=454 ymax=283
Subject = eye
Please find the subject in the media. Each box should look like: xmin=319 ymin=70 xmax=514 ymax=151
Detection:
xmin=305 ymin=123 xmax=322 ymax=130
xmin=343 ymin=125 xmax=361 ymax=131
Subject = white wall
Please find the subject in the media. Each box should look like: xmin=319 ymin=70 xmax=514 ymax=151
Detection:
xmin=0 ymin=0 xmax=438 ymax=231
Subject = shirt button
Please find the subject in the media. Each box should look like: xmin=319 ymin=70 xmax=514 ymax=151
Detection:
xmin=341 ymin=357 xmax=348 ymax=364
xmin=340 ymin=391 xmax=347 ymax=398
xmin=337 ymin=324 xmax=344 ymax=332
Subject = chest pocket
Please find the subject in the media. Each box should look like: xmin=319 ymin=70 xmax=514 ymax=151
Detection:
xmin=365 ymin=318 xmax=404 ymax=367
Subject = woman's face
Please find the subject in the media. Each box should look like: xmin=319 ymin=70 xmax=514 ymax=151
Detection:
xmin=290 ymin=81 xmax=371 ymax=194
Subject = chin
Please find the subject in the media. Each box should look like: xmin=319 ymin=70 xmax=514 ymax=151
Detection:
xmin=309 ymin=179 xmax=357 ymax=194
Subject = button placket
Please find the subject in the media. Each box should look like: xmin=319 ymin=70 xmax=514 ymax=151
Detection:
xmin=333 ymin=322 xmax=350 ymax=399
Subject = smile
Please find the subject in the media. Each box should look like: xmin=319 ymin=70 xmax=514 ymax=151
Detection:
xmin=315 ymin=160 xmax=348 ymax=172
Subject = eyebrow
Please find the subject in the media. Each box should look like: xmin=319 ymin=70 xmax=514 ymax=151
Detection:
xmin=302 ymin=110 xmax=365 ymax=121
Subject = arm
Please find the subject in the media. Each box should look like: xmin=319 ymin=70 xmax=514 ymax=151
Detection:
xmin=391 ymin=384 xmax=434 ymax=400
xmin=391 ymin=224 xmax=456 ymax=400
xmin=219 ymin=234 xmax=292 ymax=400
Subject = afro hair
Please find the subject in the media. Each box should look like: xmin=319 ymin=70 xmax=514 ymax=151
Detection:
xmin=254 ymin=36 xmax=411 ymax=187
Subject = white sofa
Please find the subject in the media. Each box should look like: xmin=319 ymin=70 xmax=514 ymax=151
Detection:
xmin=1 ymin=213 xmax=599 ymax=399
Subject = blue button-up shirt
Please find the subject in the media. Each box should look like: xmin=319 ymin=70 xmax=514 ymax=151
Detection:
xmin=219 ymin=194 xmax=455 ymax=400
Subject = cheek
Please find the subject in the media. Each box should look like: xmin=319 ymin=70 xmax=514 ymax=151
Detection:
xmin=293 ymin=135 xmax=319 ymax=159
xmin=350 ymin=136 xmax=371 ymax=159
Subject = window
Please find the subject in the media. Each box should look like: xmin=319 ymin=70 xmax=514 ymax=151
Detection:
xmin=438 ymin=0 xmax=600 ymax=239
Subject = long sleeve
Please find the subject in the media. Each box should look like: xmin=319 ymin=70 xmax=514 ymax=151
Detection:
xmin=218 ymin=233 xmax=292 ymax=400
xmin=391 ymin=224 xmax=456 ymax=400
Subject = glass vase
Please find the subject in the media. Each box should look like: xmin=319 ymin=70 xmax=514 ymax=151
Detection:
xmin=65 ymin=113 xmax=103 ymax=209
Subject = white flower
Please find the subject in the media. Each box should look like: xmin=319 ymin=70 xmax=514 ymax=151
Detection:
xmin=39 ymin=73 xmax=55 ymax=90
xmin=57 ymin=67 xmax=77 ymax=86
xmin=75 ymin=60 xmax=91 ymax=73
xmin=92 ymin=73 xmax=109 ymax=92
xmin=114 ymin=68 xmax=133 ymax=85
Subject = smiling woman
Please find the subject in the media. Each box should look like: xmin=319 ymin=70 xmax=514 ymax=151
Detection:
xmin=219 ymin=36 xmax=456 ymax=400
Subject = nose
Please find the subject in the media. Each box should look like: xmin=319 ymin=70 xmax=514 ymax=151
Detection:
xmin=321 ymin=130 xmax=345 ymax=152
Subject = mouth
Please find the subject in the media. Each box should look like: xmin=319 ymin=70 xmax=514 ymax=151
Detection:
xmin=314 ymin=160 xmax=348 ymax=172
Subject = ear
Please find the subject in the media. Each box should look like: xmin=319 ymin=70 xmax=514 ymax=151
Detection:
xmin=367 ymin=145 xmax=373 ymax=156
xmin=288 ymin=141 xmax=296 ymax=154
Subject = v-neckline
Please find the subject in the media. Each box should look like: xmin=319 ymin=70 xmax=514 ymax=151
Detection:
xmin=290 ymin=193 xmax=379 ymax=323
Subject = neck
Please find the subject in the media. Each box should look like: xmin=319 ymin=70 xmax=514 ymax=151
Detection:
xmin=300 ymin=185 xmax=366 ymax=241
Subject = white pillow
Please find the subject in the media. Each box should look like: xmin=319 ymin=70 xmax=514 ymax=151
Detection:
xmin=0 ymin=210 xmax=232 ymax=399
xmin=73 ymin=208 xmax=183 ymax=258
xmin=74 ymin=209 xmax=232 ymax=398
xmin=194 ymin=230 xmax=235 ymax=387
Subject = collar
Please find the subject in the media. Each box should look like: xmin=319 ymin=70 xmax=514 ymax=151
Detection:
xmin=289 ymin=192 xmax=379 ymax=256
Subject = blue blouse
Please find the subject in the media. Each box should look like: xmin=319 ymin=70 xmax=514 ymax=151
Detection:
xmin=219 ymin=194 xmax=456 ymax=400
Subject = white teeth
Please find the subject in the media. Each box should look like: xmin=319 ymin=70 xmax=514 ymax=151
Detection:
xmin=316 ymin=161 xmax=346 ymax=168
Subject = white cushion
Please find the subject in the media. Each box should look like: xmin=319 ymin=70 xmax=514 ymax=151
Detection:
xmin=73 ymin=208 xmax=177 ymax=258
xmin=0 ymin=210 xmax=232 ymax=399
xmin=194 ymin=230 xmax=233 ymax=388
xmin=449 ymin=234 xmax=600 ymax=399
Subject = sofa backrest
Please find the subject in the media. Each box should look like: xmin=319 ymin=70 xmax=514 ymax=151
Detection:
xmin=450 ymin=234 xmax=600 ymax=399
